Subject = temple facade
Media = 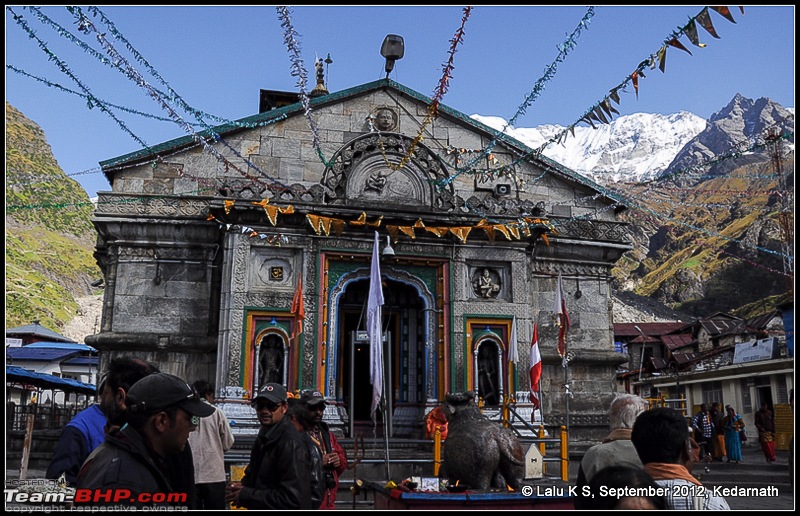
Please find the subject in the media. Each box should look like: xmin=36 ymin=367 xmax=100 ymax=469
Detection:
xmin=86 ymin=78 xmax=631 ymax=444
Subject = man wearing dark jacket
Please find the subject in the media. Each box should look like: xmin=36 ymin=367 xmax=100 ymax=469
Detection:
xmin=76 ymin=373 xmax=215 ymax=508
xmin=301 ymin=389 xmax=348 ymax=509
xmin=225 ymin=383 xmax=312 ymax=510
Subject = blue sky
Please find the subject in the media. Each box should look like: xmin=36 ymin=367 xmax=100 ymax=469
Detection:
xmin=5 ymin=5 xmax=795 ymax=198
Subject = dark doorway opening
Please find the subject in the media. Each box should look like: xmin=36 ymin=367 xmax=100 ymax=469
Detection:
xmin=477 ymin=341 xmax=500 ymax=406
xmin=257 ymin=334 xmax=284 ymax=391
xmin=338 ymin=277 xmax=424 ymax=434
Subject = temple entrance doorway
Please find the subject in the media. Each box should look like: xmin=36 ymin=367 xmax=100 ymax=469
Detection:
xmin=337 ymin=278 xmax=424 ymax=436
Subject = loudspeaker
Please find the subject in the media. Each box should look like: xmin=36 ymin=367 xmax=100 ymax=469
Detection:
xmin=494 ymin=183 xmax=512 ymax=196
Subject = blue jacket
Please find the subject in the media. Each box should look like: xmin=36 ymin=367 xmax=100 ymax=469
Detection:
xmin=46 ymin=404 xmax=106 ymax=485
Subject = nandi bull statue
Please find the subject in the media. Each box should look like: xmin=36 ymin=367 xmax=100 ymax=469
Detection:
xmin=439 ymin=391 xmax=525 ymax=490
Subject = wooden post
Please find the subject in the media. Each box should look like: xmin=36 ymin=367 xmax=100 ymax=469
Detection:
xmin=19 ymin=406 xmax=35 ymax=480
xmin=537 ymin=425 xmax=546 ymax=474
xmin=560 ymin=425 xmax=569 ymax=482
xmin=433 ymin=428 xmax=442 ymax=476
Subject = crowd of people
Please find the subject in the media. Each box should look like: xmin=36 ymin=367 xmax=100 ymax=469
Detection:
xmin=41 ymin=360 xmax=784 ymax=510
xmin=576 ymin=394 xmax=786 ymax=510
xmin=44 ymin=358 xmax=348 ymax=510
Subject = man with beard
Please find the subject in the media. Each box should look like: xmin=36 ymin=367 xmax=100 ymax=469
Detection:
xmin=225 ymin=383 xmax=312 ymax=509
xmin=76 ymin=373 xmax=215 ymax=508
xmin=45 ymin=357 xmax=156 ymax=485
xmin=89 ymin=357 xmax=199 ymax=508
xmin=300 ymin=389 xmax=348 ymax=509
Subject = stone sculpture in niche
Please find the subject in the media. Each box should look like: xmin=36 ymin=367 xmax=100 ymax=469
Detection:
xmin=365 ymin=170 xmax=388 ymax=193
xmin=473 ymin=268 xmax=501 ymax=298
xmin=375 ymin=108 xmax=397 ymax=131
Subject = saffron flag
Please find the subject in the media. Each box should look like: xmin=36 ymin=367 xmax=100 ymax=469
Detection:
xmin=367 ymin=231 xmax=385 ymax=422
xmin=553 ymin=273 xmax=570 ymax=359
xmin=529 ymin=322 xmax=542 ymax=410
xmin=290 ymin=276 xmax=305 ymax=340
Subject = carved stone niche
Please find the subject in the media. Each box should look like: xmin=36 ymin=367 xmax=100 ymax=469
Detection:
xmin=468 ymin=265 xmax=508 ymax=300
xmin=249 ymin=247 xmax=299 ymax=292
xmin=346 ymin=155 xmax=430 ymax=207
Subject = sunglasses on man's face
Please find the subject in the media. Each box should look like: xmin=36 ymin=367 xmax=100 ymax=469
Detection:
xmin=255 ymin=401 xmax=282 ymax=412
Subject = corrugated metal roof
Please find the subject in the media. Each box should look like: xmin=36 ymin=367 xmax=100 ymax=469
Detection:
xmin=662 ymin=333 xmax=694 ymax=350
xmin=699 ymin=318 xmax=743 ymax=336
xmin=25 ymin=341 xmax=97 ymax=352
xmin=6 ymin=347 xmax=80 ymax=362
xmin=630 ymin=335 xmax=660 ymax=343
xmin=5 ymin=323 xmax=74 ymax=343
xmin=746 ymin=310 xmax=780 ymax=331
xmin=62 ymin=356 xmax=99 ymax=367
xmin=6 ymin=365 xmax=97 ymax=395
xmin=613 ymin=322 xmax=686 ymax=337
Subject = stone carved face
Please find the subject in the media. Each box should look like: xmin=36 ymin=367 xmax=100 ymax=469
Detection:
xmin=376 ymin=108 xmax=396 ymax=131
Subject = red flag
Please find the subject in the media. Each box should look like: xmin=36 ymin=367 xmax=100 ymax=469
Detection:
xmin=290 ymin=277 xmax=305 ymax=340
xmin=529 ymin=323 xmax=542 ymax=410
xmin=554 ymin=273 xmax=570 ymax=358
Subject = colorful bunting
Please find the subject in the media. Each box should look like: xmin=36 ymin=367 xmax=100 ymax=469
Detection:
xmin=667 ymin=37 xmax=692 ymax=56
xmin=709 ymin=6 xmax=737 ymax=24
xmin=448 ymin=226 xmax=473 ymax=243
xmin=695 ymin=8 xmax=721 ymax=38
xmin=684 ymin=20 xmax=707 ymax=48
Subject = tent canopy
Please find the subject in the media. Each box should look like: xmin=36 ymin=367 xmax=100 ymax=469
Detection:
xmin=6 ymin=365 xmax=97 ymax=395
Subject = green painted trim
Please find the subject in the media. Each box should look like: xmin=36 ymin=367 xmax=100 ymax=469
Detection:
xmin=459 ymin=314 xmax=516 ymax=394
xmin=241 ymin=305 xmax=292 ymax=386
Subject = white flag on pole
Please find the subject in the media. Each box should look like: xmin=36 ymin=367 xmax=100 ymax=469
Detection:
xmin=367 ymin=231 xmax=385 ymax=422
xmin=508 ymin=316 xmax=519 ymax=364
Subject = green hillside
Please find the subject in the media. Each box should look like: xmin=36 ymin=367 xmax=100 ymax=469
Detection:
xmin=613 ymin=156 xmax=792 ymax=316
xmin=5 ymin=102 xmax=101 ymax=331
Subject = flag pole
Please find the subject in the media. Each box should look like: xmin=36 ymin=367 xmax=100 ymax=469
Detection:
xmin=382 ymin=348 xmax=391 ymax=480
xmin=564 ymin=339 xmax=570 ymax=434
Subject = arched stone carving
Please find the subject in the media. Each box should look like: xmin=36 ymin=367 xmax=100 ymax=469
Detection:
xmin=321 ymin=133 xmax=455 ymax=211
xmin=325 ymin=266 xmax=437 ymax=401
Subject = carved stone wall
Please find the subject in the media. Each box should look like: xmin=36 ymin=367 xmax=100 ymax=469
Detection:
xmin=92 ymin=82 xmax=632 ymax=444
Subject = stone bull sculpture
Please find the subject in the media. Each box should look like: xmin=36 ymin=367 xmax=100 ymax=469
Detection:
xmin=439 ymin=391 xmax=525 ymax=490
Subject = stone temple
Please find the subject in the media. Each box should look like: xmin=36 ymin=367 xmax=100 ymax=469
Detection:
xmin=86 ymin=74 xmax=631 ymax=446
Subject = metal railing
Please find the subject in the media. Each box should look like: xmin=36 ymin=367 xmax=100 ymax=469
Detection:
xmin=430 ymin=397 xmax=570 ymax=481
xmin=645 ymin=395 xmax=687 ymax=417
xmin=7 ymin=403 xmax=81 ymax=431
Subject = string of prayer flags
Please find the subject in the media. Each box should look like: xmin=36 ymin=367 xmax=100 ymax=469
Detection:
xmin=251 ymin=198 xmax=295 ymax=226
xmin=350 ymin=212 xmax=383 ymax=228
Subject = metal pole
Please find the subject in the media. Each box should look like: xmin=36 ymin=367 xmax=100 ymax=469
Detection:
xmin=564 ymin=353 xmax=570 ymax=434
xmin=382 ymin=360 xmax=391 ymax=480
xmin=381 ymin=329 xmax=391 ymax=480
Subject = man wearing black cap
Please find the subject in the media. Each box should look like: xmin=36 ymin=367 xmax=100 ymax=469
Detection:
xmin=301 ymin=389 xmax=348 ymax=509
xmin=76 ymin=373 xmax=215 ymax=508
xmin=44 ymin=356 xmax=153 ymax=487
xmin=225 ymin=383 xmax=312 ymax=509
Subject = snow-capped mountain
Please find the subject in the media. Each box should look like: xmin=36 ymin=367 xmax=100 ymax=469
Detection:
xmin=471 ymin=111 xmax=707 ymax=184
xmin=471 ymin=94 xmax=793 ymax=186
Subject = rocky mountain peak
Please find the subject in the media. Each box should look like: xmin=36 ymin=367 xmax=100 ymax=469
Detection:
xmin=661 ymin=95 xmax=794 ymax=183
